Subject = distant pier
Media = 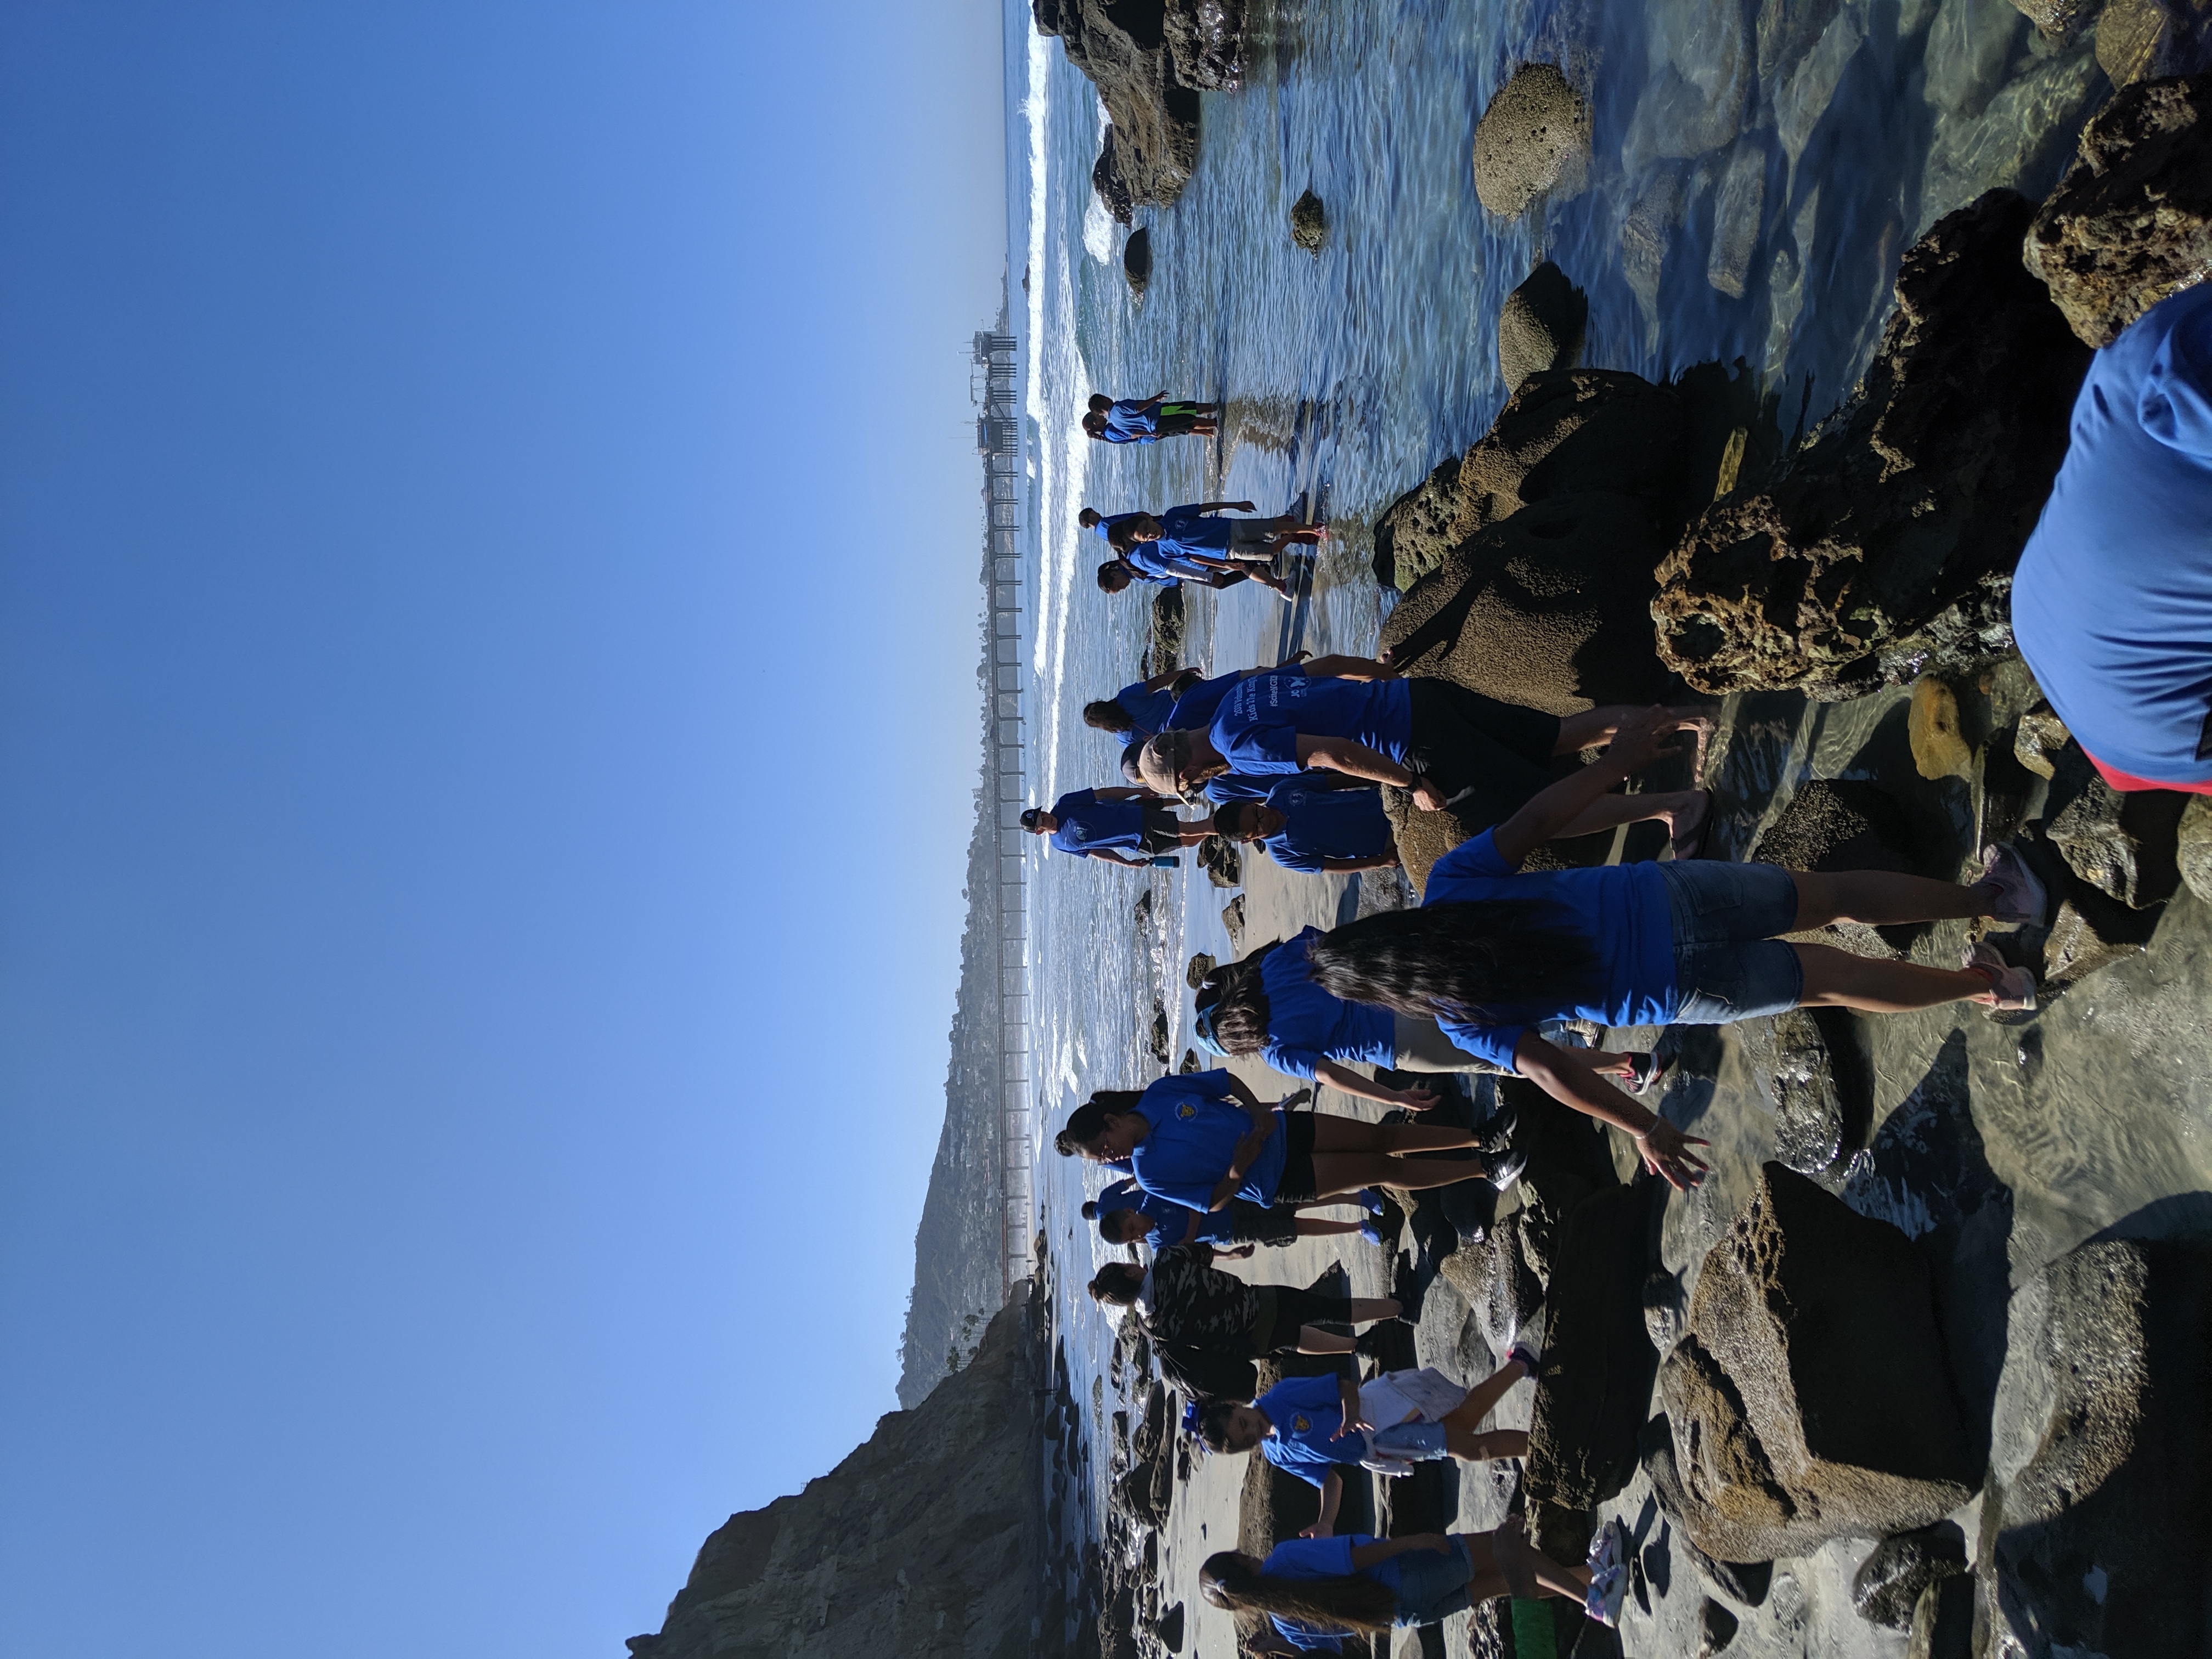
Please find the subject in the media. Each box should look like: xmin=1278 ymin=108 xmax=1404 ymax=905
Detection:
xmin=973 ymin=321 xmax=1034 ymax=1300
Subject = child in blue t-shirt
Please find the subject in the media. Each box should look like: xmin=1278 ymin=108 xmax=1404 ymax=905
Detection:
xmin=1200 ymin=1517 xmax=1625 ymax=1648
xmin=1080 ymin=391 xmax=1220 ymax=443
xmin=1301 ymin=707 xmax=2047 ymax=1191
xmin=1019 ymin=787 xmax=1212 ymax=867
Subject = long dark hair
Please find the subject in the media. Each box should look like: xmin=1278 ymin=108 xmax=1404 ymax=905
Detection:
xmin=1308 ymin=900 xmax=1602 ymax=1023
xmin=1199 ymin=1550 xmax=1397 ymax=1634
xmin=1053 ymin=1091 xmax=1147 ymax=1157
xmin=1084 ymin=698 xmax=1135 ymax=734
xmin=1194 ymin=940 xmax=1285 ymax=1056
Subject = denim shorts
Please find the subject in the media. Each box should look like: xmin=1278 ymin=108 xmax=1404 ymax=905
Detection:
xmin=1369 ymin=1419 xmax=1450 ymax=1461
xmin=1657 ymin=860 xmax=1805 ymax=1024
xmin=1378 ymin=1536 xmax=1474 ymax=1626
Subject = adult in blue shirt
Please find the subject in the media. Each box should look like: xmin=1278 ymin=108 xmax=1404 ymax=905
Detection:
xmin=1051 ymin=1069 xmax=1489 ymax=1211
xmin=1200 ymin=1520 xmax=1620 ymax=1651
xmin=1084 ymin=1177 xmax=1363 ymax=1252
xmin=1137 ymin=667 xmax=1716 ymax=851
xmin=1300 ymin=708 xmax=2050 ymax=1190
xmin=2012 ymin=281 xmax=2212 ymax=795
xmin=1020 ymin=787 xmax=1211 ymax=867
xmin=1197 ymin=1352 xmax=1539 ymax=1536
xmin=1190 ymin=929 xmax=1651 ymax=1110
xmin=1081 ymin=390 xmax=1220 ymax=443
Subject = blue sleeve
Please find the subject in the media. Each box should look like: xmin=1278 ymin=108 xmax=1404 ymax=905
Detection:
xmin=1424 ymin=828 xmax=1514 ymax=893
xmin=1261 ymin=1038 xmax=1322 ymax=1080
xmin=2142 ymin=297 xmax=2212 ymax=458
xmin=1220 ymin=722 xmax=1304 ymax=774
xmin=1258 ymin=1438 xmax=1326 ymax=1488
xmin=1266 ymin=1536 xmax=1361 ymax=1577
xmin=1265 ymin=833 xmax=1324 ymax=874
xmin=1271 ymin=1374 xmax=1344 ymax=1414
xmin=1438 ymin=1018 xmax=1525 ymax=1071
xmin=1271 ymin=1617 xmax=1345 ymax=1654
xmin=1132 ymin=1166 xmax=1209 ymax=1212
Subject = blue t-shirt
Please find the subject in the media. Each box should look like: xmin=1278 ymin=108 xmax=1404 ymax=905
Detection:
xmin=1047 ymin=788 xmax=1147 ymax=856
xmin=1262 ymin=1534 xmax=1427 ymax=1649
xmin=1256 ymin=1373 xmax=1367 ymax=1487
xmin=1420 ymin=830 xmax=1678 ymax=1069
xmin=1101 ymin=399 xmax=1160 ymax=443
xmin=2014 ymin=283 xmax=2212 ymax=787
xmin=1157 ymin=504 xmax=1238 ymax=557
xmin=1114 ymin=681 xmax=1177 ymax=739
xmin=1091 ymin=511 xmax=1144 ymax=541
xmin=1096 ymin=1178 xmax=1212 ymax=1247
xmin=1259 ymin=928 xmax=1397 ymax=1080
xmin=1127 ymin=1070 xmax=1288 ymax=1210
xmin=1203 ymin=770 xmax=1279 ymax=806
xmin=1212 ymin=675 xmax=1415 ymax=775
xmin=1165 ymin=669 xmax=1248 ymax=731
xmin=1261 ymin=776 xmax=1393 ymax=873
xmin=1122 ymin=540 xmax=1215 ymax=583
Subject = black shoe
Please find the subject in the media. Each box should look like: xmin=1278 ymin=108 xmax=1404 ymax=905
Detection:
xmin=1391 ymin=1254 xmax=1426 ymax=1324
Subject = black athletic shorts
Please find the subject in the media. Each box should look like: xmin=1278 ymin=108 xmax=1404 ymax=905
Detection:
xmin=1264 ymin=1286 xmax=1358 ymax=1351
xmin=1404 ymin=680 xmax=1562 ymax=832
xmin=1272 ymin=1110 xmax=1320 ymax=1205
xmin=1137 ymin=802 xmax=1181 ymax=855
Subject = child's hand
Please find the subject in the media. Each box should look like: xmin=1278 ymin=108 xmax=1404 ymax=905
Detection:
xmin=1605 ymin=706 xmax=1687 ymax=772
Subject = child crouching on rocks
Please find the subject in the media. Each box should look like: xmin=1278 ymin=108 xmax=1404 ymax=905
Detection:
xmin=1087 ymin=1243 xmax=1402 ymax=1358
xmin=1303 ymin=707 xmax=2047 ymax=1192
xmin=1201 ymin=1516 xmax=1627 ymax=1650
xmin=1199 ymin=1349 xmax=1543 ymax=1539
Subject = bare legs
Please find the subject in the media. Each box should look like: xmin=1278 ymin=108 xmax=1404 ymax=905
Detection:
xmin=1786 ymin=868 xmax=2008 ymax=1011
xmin=1295 ymin=1296 xmax=1402 ymax=1353
xmin=1307 ymin=1116 xmax=1478 ymax=1155
xmin=1293 ymin=1217 xmax=1367 ymax=1238
xmin=1553 ymin=787 xmax=1711 ymax=854
xmin=1439 ymin=1353 xmax=1533 ymax=1460
xmin=1465 ymin=1529 xmax=1592 ymax=1602
xmin=1307 ymin=1153 xmax=1493 ymax=1199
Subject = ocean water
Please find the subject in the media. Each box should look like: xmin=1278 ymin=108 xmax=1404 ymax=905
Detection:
xmin=1000 ymin=0 xmax=2113 ymax=1554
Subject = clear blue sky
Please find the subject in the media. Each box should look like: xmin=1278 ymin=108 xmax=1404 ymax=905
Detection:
xmin=0 ymin=4 xmax=1005 ymax=1653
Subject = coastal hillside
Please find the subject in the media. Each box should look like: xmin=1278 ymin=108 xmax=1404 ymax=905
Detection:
xmin=628 ymin=1289 xmax=1056 ymax=1659
xmin=895 ymin=567 xmax=1014 ymax=1408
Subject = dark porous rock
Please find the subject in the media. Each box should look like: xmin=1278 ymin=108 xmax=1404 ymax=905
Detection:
xmin=1289 ymin=188 xmax=1327 ymax=252
xmin=1373 ymin=369 xmax=1690 ymax=591
xmin=2041 ymin=891 xmax=2157 ymax=988
xmin=1753 ymin=778 xmax=1921 ymax=876
xmin=1150 ymin=1601 xmax=1185 ymax=1652
xmin=1035 ymin=0 xmax=1215 ymax=219
xmin=1198 ymin=834 xmax=1242 ymax=889
xmin=1497 ymin=261 xmax=1588 ymax=392
xmin=1985 ymin=1238 xmax=2212 ymax=1658
xmin=1377 ymin=493 xmax=1675 ymax=713
xmin=1910 ymin=1576 xmax=1974 ymax=1659
xmin=1680 ymin=1532 xmax=1773 ymax=1607
xmin=2005 ymin=0 xmax=2101 ymax=43
xmin=1123 ymin=226 xmax=1153 ymax=298
xmin=1643 ymin=1266 xmax=1688 ymax=1354
xmin=1471 ymin=63 xmax=1591 ymax=218
xmin=1164 ymin=0 xmax=1245 ymax=91
xmin=1850 ymin=1521 xmax=1967 ymax=1629
xmin=1147 ymin=998 xmax=1172 ymax=1063
xmin=1656 ymin=1164 xmax=1978 ymax=1561
xmin=1220 ymin=893 xmax=1245 ymax=949
xmin=2026 ymin=71 xmax=2212 ymax=347
xmin=1184 ymin=952 xmax=1216 ymax=988
xmin=1736 ymin=1006 xmax=1868 ymax=1175
xmin=1177 ymin=1047 xmax=1201 ymax=1073
xmin=1437 ymin=1208 xmax=1550 ymax=1351
xmin=1147 ymin=584 xmax=1184 ymax=672
xmin=1699 ymin=1596 xmax=1740 ymax=1654
xmin=1525 ymin=1186 xmax=1661 ymax=1511
xmin=1654 ymin=191 xmax=2092 ymax=697
xmin=2042 ymin=739 xmax=2186 ymax=908
xmin=2180 ymin=794 xmax=2212 ymax=905
xmin=2013 ymin=701 xmax=2071 ymax=777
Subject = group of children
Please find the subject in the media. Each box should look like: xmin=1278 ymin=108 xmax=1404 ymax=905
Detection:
xmin=1039 ymin=390 xmax=2056 ymax=1644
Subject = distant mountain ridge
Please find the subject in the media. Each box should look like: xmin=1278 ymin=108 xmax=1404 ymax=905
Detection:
xmin=894 ymin=555 xmax=1012 ymax=1408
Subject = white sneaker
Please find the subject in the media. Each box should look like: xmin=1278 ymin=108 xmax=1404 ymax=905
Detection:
xmin=1584 ymin=1564 xmax=1627 ymax=1628
xmin=1963 ymin=940 xmax=2038 ymax=1012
